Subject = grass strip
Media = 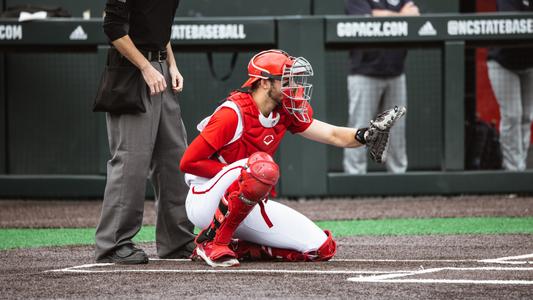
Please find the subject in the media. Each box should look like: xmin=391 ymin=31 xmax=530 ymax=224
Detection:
xmin=0 ymin=226 xmax=156 ymax=250
xmin=0 ymin=217 xmax=532 ymax=250
xmin=317 ymin=216 xmax=533 ymax=237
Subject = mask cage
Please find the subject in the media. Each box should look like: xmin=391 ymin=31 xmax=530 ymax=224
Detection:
xmin=281 ymin=57 xmax=314 ymax=123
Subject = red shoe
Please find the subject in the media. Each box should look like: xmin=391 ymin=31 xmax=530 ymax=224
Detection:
xmin=229 ymin=231 xmax=336 ymax=262
xmin=230 ymin=239 xmax=269 ymax=261
xmin=230 ymin=239 xmax=307 ymax=262
xmin=194 ymin=241 xmax=240 ymax=267
xmin=189 ymin=247 xmax=201 ymax=262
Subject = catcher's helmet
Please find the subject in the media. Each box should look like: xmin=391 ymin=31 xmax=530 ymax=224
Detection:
xmin=241 ymin=49 xmax=292 ymax=88
xmin=242 ymin=49 xmax=314 ymax=123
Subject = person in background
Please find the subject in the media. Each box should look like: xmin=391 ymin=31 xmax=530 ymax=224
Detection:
xmin=487 ymin=0 xmax=533 ymax=171
xmin=343 ymin=0 xmax=419 ymax=174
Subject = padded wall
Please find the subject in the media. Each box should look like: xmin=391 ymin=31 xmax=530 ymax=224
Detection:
xmin=6 ymin=53 xmax=100 ymax=174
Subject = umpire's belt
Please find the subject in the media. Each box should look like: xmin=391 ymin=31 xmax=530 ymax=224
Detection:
xmin=139 ymin=49 xmax=167 ymax=62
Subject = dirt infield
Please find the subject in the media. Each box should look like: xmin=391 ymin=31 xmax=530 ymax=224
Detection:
xmin=1 ymin=195 xmax=532 ymax=299
xmin=1 ymin=235 xmax=532 ymax=299
xmin=1 ymin=195 xmax=532 ymax=228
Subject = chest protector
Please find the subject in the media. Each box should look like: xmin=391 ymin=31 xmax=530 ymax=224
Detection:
xmin=216 ymin=92 xmax=291 ymax=164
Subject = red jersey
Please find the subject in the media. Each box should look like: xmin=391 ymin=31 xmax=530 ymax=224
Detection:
xmin=181 ymin=91 xmax=313 ymax=180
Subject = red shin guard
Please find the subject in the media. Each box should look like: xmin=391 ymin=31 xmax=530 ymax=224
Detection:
xmin=214 ymin=152 xmax=279 ymax=245
xmin=196 ymin=152 xmax=280 ymax=262
xmin=213 ymin=189 xmax=255 ymax=245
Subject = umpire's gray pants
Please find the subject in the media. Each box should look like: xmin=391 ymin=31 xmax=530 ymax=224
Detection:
xmin=487 ymin=61 xmax=533 ymax=171
xmin=95 ymin=61 xmax=195 ymax=260
xmin=343 ymin=74 xmax=407 ymax=174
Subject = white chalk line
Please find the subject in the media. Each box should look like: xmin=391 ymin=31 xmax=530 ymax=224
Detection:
xmin=154 ymin=257 xmax=532 ymax=265
xmin=49 ymin=269 xmax=401 ymax=275
xmin=346 ymin=253 xmax=533 ymax=285
xmin=155 ymin=258 xmax=481 ymax=263
xmin=152 ymin=257 xmax=532 ymax=264
xmin=486 ymin=253 xmax=533 ymax=261
xmin=46 ymin=266 xmax=402 ymax=275
xmin=45 ymin=254 xmax=533 ymax=285
xmin=150 ymin=258 xmax=190 ymax=262
xmin=348 ymin=278 xmax=533 ymax=285
xmin=331 ymin=259 xmax=478 ymax=262
xmin=45 ymin=257 xmax=497 ymax=273
xmin=480 ymin=253 xmax=533 ymax=265
xmin=347 ymin=266 xmax=533 ymax=285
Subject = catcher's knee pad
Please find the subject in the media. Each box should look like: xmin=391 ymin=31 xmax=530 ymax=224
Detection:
xmin=239 ymin=152 xmax=279 ymax=202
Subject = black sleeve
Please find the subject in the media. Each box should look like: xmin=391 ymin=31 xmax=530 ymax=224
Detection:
xmin=345 ymin=0 xmax=373 ymax=15
xmin=103 ymin=0 xmax=129 ymax=42
xmin=496 ymin=0 xmax=522 ymax=12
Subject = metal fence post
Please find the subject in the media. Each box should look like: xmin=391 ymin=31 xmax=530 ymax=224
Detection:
xmin=443 ymin=41 xmax=465 ymax=171
xmin=277 ymin=16 xmax=328 ymax=197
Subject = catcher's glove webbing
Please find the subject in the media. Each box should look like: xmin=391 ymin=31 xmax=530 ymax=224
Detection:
xmin=362 ymin=106 xmax=407 ymax=163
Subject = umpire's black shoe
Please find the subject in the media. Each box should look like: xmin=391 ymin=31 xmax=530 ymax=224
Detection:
xmin=96 ymin=244 xmax=149 ymax=264
xmin=159 ymin=240 xmax=197 ymax=259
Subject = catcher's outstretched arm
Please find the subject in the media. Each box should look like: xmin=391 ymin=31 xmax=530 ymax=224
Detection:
xmin=299 ymin=106 xmax=407 ymax=163
xmin=298 ymin=119 xmax=364 ymax=148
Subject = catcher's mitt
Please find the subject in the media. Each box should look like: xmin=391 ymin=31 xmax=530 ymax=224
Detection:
xmin=362 ymin=106 xmax=407 ymax=163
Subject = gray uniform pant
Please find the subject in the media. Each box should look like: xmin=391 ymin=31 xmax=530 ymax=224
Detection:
xmin=487 ymin=61 xmax=533 ymax=171
xmin=95 ymin=61 xmax=195 ymax=260
xmin=343 ymin=74 xmax=408 ymax=174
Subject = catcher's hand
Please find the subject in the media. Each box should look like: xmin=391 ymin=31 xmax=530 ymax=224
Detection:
xmin=361 ymin=106 xmax=407 ymax=163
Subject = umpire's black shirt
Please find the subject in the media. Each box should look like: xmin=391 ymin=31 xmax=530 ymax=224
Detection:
xmin=346 ymin=0 xmax=409 ymax=77
xmin=103 ymin=0 xmax=180 ymax=51
xmin=488 ymin=0 xmax=533 ymax=71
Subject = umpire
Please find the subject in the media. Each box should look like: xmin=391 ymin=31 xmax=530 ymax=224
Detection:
xmin=95 ymin=0 xmax=195 ymax=264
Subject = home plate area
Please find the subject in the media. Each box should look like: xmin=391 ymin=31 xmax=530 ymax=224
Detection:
xmin=48 ymin=253 xmax=533 ymax=285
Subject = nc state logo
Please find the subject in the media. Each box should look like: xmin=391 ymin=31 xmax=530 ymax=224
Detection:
xmin=263 ymin=135 xmax=274 ymax=146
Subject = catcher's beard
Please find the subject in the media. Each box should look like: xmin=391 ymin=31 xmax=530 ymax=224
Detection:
xmin=267 ymin=84 xmax=283 ymax=106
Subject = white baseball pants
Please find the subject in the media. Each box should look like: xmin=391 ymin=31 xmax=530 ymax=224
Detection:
xmin=185 ymin=159 xmax=327 ymax=253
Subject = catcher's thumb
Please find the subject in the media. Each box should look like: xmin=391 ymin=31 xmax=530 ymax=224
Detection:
xmin=363 ymin=127 xmax=375 ymax=143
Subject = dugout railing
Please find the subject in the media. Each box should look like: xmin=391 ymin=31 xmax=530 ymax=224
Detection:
xmin=0 ymin=13 xmax=533 ymax=198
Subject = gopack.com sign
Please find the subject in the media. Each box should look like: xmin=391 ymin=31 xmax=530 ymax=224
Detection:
xmin=336 ymin=21 xmax=408 ymax=37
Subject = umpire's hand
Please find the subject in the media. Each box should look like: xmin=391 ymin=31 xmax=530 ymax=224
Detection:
xmin=169 ymin=64 xmax=184 ymax=94
xmin=141 ymin=63 xmax=167 ymax=95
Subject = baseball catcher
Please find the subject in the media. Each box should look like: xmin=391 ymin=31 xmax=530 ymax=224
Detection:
xmin=180 ymin=49 xmax=405 ymax=267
